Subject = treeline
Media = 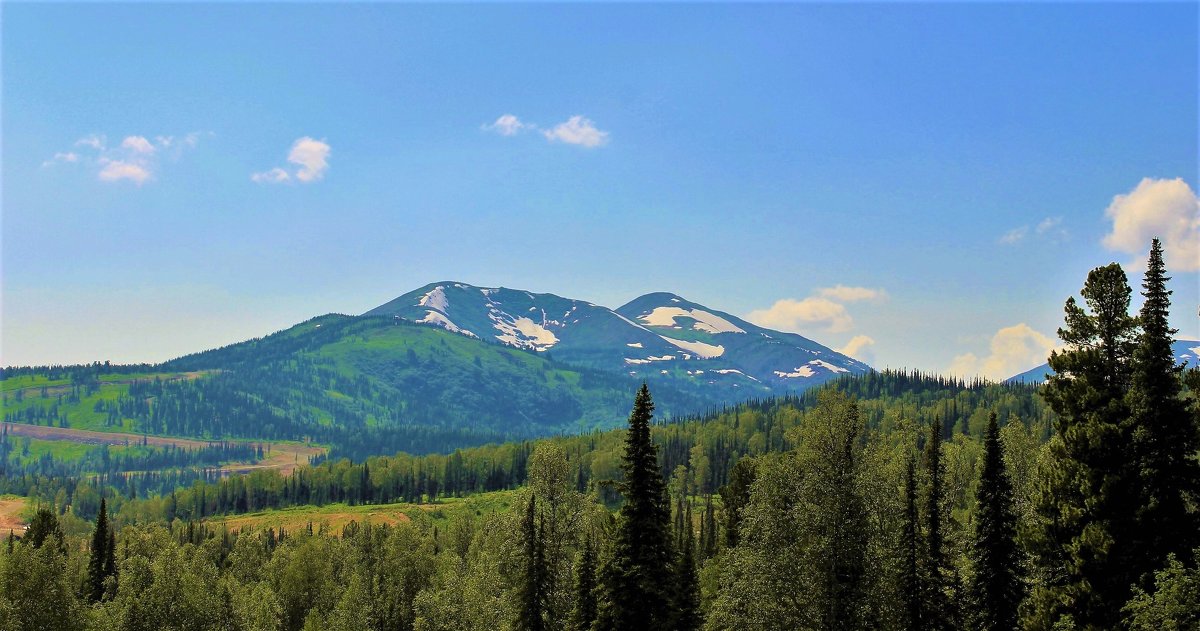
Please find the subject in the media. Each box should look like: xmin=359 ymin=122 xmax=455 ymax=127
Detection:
xmin=11 ymin=365 xmax=1051 ymax=529
xmin=0 ymin=433 xmax=260 ymax=482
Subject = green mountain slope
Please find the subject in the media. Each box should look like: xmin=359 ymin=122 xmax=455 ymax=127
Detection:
xmin=12 ymin=315 xmax=713 ymax=458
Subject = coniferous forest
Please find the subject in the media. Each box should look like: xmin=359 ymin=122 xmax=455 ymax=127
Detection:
xmin=1 ymin=241 xmax=1198 ymax=630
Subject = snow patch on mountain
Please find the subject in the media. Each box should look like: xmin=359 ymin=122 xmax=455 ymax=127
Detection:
xmin=417 ymin=310 xmax=477 ymax=338
xmin=418 ymin=286 xmax=450 ymax=312
xmin=809 ymin=359 xmax=849 ymax=373
xmin=775 ymin=366 xmax=816 ymax=378
xmin=659 ymin=336 xmax=724 ymax=358
xmin=626 ymin=342 xmax=643 ymax=348
xmin=639 ymin=307 xmax=746 ymax=334
xmin=490 ymin=314 xmax=559 ymax=352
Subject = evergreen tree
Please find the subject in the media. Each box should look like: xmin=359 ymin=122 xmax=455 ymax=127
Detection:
xmin=970 ymin=413 xmax=1022 ymax=631
xmin=88 ymin=497 xmax=110 ymax=602
xmin=516 ymin=496 xmax=547 ymax=631
xmin=595 ymin=384 xmax=675 ymax=631
xmin=674 ymin=503 xmax=701 ymax=631
xmin=718 ymin=457 xmax=756 ymax=548
xmin=1026 ymin=262 xmax=1140 ymax=629
xmin=923 ymin=417 xmax=950 ymax=630
xmin=571 ymin=536 xmax=598 ymax=631
xmin=699 ymin=496 xmax=718 ymax=561
xmin=24 ymin=508 xmax=65 ymax=554
xmin=1126 ymin=238 xmax=1200 ymax=586
xmin=901 ymin=456 xmax=921 ymax=631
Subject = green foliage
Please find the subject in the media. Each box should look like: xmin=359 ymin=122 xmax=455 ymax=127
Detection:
xmin=1122 ymin=549 xmax=1200 ymax=630
xmin=1125 ymin=239 xmax=1200 ymax=583
xmin=969 ymin=413 xmax=1022 ymax=631
xmin=596 ymin=384 xmax=676 ymax=631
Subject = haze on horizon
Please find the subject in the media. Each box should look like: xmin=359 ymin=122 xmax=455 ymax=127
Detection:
xmin=2 ymin=3 xmax=1197 ymax=380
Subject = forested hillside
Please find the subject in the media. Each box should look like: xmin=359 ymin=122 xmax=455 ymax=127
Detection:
xmin=2 ymin=242 xmax=1198 ymax=631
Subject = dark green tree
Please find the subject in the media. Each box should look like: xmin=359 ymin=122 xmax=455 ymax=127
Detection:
xmin=901 ymin=456 xmax=921 ymax=631
xmin=595 ymin=384 xmax=675 ymax=631
xmin=674 ymin=503 xmax=701 ymax=631
xmin=571 ymin=535 xmax=598 ymax=631
xmin=718 ymin=456 xmax=756 ymax=548
xmin=1126 ymin=238 xmax=1200 ymax=586
xmin=970 ymin=412 xmax=1022 ymax=631
xmin=88 ymin=497 xmax=111 ymax=602
xmin=924 ymin=417 xmax=951 ymax=630
xmin=1026 ymin=262 xmax=1140 ymax=629
xmin=517 ymin=496 xmax=547 ymax=631
xmin=24 ymin=508 xmax=65 ymax=554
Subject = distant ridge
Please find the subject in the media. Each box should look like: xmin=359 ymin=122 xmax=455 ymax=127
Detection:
xmin=1005 ymin=339 xmax=1200 ymax=384
xmin=365 ymin=281 xmax=870 ymax=394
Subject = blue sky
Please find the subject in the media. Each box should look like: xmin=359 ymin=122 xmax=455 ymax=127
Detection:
xmin=3 ymin=3 xmax=1197 ymax=379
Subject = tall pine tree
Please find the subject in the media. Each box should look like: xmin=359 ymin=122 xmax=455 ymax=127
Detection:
xmin=87 ymin=497 xmax=110 ymax=603
xmin=571 ymin=535 xmax=598 ymax=631
xmin=901 ymin=456 xmax=922 ymax=631
xmin=924 ymin=417 xmax=951 ymax=631
xmin=1026 ymin=262 xmax=1140 ymax=629
xmin=595 ymin=384 xmax=675 ymax=631
xmin=674 ymin=502 xmax=701 ymax=631
xmin=1126 ymin=238 xmax=1200 ymax=586
xmin=517 ymin=496 xmax=547 ymax=631
xmin=970 ymin=412 xmax=1022 ymax=631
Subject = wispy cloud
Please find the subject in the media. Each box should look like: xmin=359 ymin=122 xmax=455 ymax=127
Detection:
xmin=253 ymin=137 xmax=331 ymax=184
xmin=484 ymin=113 xmax=610 ymax=148
xmin=543 ymin=115 xmax=609 ymax=148
xmin=45 ymin=132 xmax=203 ymax=185
xmin=999 ymin=216 xmax=1067 ymax=245
xmin=250 ymin=168 xmax=290 ymax=184
xmin=948 ymin=323 xmax=1058 ymax=381
xmin=121 ymin=136 xmax=155 ymax=154
xmin=817 ymin=285 xmax=887 ymax=303
xmin=482 ymin=114 xmax=530 ymax=136
xmin=1102 ymin=177 xmax=1200 ymax=272
xmin=98 ymin=159 xmax=152 ymax=185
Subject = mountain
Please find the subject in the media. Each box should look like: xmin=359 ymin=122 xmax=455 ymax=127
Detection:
xmin=5 ymin=281 xmax=870 ymax=460
xmin=1006 ymin=339 xmax=1200 ymax=384
xmin=364 ymin=282 xmax=869 ymax=395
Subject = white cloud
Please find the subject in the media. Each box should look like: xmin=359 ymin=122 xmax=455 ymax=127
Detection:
xmin=253 ymin=137 xmax=331 ymax=184
xmin=837 ymin=335 xmax=876 ymax=362
xmin=75 ymin=134 xmax=106 ymax=150
xmin=746 ymin=297 xmax=853 ymax=333
xmin=1036 ymin=216 xmax=1062 ymax=235
xmin=1102 ymin=177 xmax=1200 ymax=272
xmin=41 ymin=152 xmax=79 ymax=167
xmin=999 ymin=216 xmax=1068 ymax=246
xmin=817 ymin=285 xmax=888 ymax=303
xmin=251 ymin=168 xmax=290 ymax=184
xmin=948 ymin=323 xmax=1057 ymax=381
xmin=483 ymin=114 xmax=530 ymax=136
xmin=97 ymin=159 xmax=152 ymax=185
xmin=543 ymin=115 xmax=609 ymax=148
xmin=288 ymin=137 xmax=330 ymax=182
xmin=999 ymin=226 xmax=1028 ymax=245
xmin=48 ymin=131 xmax=202 ymax=184
xmin=121 ymin=135 xmax=155 ymax=154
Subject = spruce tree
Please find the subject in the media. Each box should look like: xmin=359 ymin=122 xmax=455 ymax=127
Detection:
xmin=88 ymin=497 xmax=110 ymax=602
xmin=571 ymin=536 xmax=598 ymax=631
xmin=674 ymin=503 xmax=701 ymax=631
xmin=595 ymin=384 xmax=675 ymax=631
xmin=901 ymin=456 xmax=922 ymax=631
xmin=517 ymin=496 xmax=547 ymax=631
xmin=970 ymin=412 xmax=1022 ymax=631
xmin=1126 ymin=238 xmax=1200 ymax=586
xmin=924 ymin=417 xmax=950 ymax=630
xmin=1027 ymin=262 xmax=1140 ymax=629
